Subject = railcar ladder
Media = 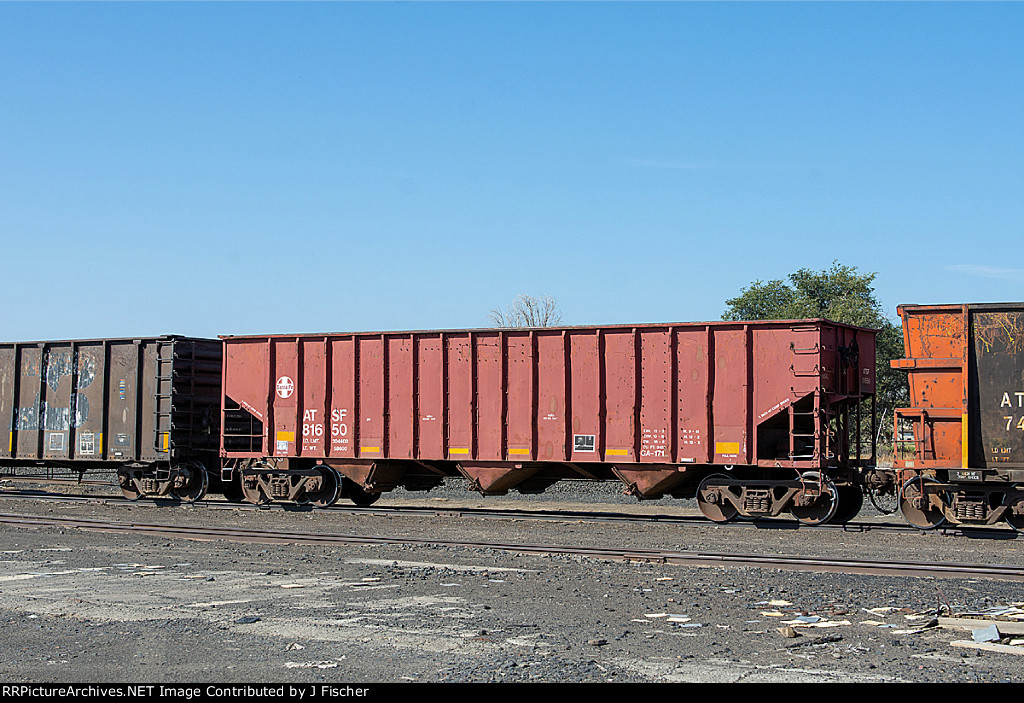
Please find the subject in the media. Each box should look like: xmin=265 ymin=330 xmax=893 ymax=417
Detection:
xmin=153 ymin=339 xmax=206 ymax=456
xmin=153 ymin=341 xmax=197 ymax=456
xmin=153 ymin=340 xmax=175 ymax=454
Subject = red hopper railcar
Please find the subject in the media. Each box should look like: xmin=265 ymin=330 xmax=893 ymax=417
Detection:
xmin=220 ymin=319 xmax=875 ymax=524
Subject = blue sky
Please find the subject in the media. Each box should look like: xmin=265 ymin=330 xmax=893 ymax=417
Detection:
xmin=1 ymin=3 xmax=1022 ymax=340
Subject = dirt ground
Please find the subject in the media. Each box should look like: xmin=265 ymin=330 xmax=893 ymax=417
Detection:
xmin=1 ymin=488 xmax=1024 ymax=683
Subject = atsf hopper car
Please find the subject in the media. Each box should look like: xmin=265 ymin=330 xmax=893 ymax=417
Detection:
xmin=0 ymin=336 xmax=221 ymax=501
xmin=892 ymin=302 xmax=1024 ymax=530
xmin=220 ymin=319 xmax=876 ymax=524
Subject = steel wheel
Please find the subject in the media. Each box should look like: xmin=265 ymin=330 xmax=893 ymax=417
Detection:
xmin=1005 ymin=496 xmax=1024 ymax=533
xmin=240 ymin=469 xmax=271 ymax=506
xmin=831 ymin=484 xmax=864 ymax=524
xmin=899 ymin=476 xmax=946 ymax=529
xmin=306 ymin=466 xmax=342 ymax=508
xmin=118 ymin=477 xmax=142 ymax=500
xmin=696 ymin=473 xmax=739 ymax=523
xmin=172 ymin=463 xmax=208 ymax=503
xmin=343 ymin=477 xmax=381 ymax=507
xmin=790 ymin=472 xmax=838 ymax=526
xmin=220 ymin=476 xmax=246 ymax=503
xmin=868 ymin=484 xmax=898 ymax=515
xmin=117 ymin=466 xmax=143 ymax=501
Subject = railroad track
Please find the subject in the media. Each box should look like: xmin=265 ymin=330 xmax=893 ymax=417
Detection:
xmin=0 ymin=485 xmax=1019 ymax=540
xmin=2 ymin=511 xmax=1023 ymax=582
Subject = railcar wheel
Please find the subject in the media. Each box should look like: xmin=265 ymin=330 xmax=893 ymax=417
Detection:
xmin=1005 ymin=497 xmax=1024 ymax=533
xmin=220 ymin=477 xmax=246 ymax=503
xmin=119 ymin=480 xmax=142 ymax=501
xmin=696 ymin=474 xmax=738 ymax=523
xmin=790 ymin=472 xmax=838 ymax=526
xmin=305 ymin=466 xmax=342 ymax=508
xmin=869 ymin=485 xmax=899 ymax=515
xmin=899 ymin=476 xmax=946 ymax=530
xmin=240 ymin=470 xmax=271 ymax=506
xmin=831 ymin=484 xmax=864 ymax=524
xmin=172 ymin=463 xmax=208 ymax=503
xmin=342 ymin=477 xmax=381 ymax=507
xmin=117 ymin=467 xmax=142 ymax=501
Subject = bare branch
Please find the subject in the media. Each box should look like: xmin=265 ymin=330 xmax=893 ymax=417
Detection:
xmin=489 ymin=294 xmax=563 ymax=328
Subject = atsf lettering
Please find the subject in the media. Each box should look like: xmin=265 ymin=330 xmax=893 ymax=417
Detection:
xmin=1000 ymin=391 xmax=1024 ymax=432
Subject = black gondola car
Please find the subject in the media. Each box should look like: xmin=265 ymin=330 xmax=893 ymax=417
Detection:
xmin=0 ymin=336 xmax=221 ymax=501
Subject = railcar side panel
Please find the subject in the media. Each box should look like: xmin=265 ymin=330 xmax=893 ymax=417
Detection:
xmin=223 ymin=320 xmax=875 ymax=474
xmin=973 ymin=309 xmax=1024 ymax=469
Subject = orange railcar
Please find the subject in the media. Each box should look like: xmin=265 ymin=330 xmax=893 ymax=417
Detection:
xmin=892 ymin=303 xmax=1024 ymax=529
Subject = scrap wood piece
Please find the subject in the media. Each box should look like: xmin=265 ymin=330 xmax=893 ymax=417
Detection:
xmin=938 ymin=618 xmax=1024 ymax=635
xmin=782 ymin=634 xmax=843 ymax=649
xmin=950 ymin=640 xmax=1024 ymax=656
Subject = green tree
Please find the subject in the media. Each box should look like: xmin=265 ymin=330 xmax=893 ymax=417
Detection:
xmin=723 ymin=261 xmax=908 ymax=421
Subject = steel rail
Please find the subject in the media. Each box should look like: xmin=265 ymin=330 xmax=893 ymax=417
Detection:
xmin=1 ymin=512 xmax=1023 ymax=582
xmin=0 ymin=488 xmax=1017 ymax=540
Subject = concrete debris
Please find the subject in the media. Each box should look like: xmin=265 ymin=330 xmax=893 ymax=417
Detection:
xmin=973 ymin=625 xmax=1002 ymax=643
xmin=790 ymin=615 xmax=821 ymax=624
xmin=778 ymin=626 xmax=799 ymax=638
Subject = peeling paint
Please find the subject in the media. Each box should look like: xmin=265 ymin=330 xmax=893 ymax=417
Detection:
xmin=16 ymin=394 xmax=39 ymax=431
xmin=44 ymin=403 xmax=70 ymax=431
xmin=77 ymin=353 xmax=96 ymax=390
xmin=72 ymin=393 xmax=89 ymax=427
xmin=44 ymin=351 xmax=73 ymax=392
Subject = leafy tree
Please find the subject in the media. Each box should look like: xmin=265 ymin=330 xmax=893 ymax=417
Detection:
xmin=723 ymin=261 xmax=908 ymax=421
xmin=489 ymin=294 xmax=563 ymax=328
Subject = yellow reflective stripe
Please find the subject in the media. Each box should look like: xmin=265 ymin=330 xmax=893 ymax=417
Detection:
xmin=448 ymin=448 xmax=470 ymax=455
xmin=508 ymin=448 xmax=530 ymax=455
xmin=716 ymin=442 xmax=740 ymax=455
xmin=606 ymin=449 xmax=629 ymax=456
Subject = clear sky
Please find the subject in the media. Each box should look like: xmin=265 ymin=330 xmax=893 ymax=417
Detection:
xmin=1 ymin=2 xmax=1021 ymax=341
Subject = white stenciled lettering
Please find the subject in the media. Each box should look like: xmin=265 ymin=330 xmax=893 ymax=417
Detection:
xmin=999 ymin=392 xmax=1024 ymax=408
xmin=330 ymin=408 xmax=349 ymax=442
